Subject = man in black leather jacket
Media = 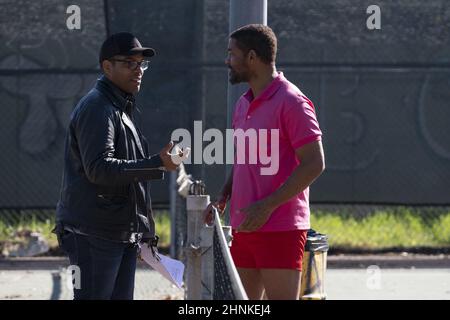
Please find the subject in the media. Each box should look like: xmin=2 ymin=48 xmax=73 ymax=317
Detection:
xmin=54 ymin=32 xmax=180 ymax=300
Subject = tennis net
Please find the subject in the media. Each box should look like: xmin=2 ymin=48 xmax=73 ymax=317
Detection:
xmin=212 ymin=207 xmax=248 ymax=300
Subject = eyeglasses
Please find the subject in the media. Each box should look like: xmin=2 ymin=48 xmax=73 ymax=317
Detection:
xmin=109 ymin=59 xmax=149 ymax=71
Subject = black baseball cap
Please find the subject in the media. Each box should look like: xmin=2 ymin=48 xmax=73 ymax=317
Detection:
xmin=99 ymin=32 xmax=156 ymax=63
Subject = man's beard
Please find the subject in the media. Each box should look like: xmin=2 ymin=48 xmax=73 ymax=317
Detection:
xmin=228 ymin=67 xmax=249 ymax=84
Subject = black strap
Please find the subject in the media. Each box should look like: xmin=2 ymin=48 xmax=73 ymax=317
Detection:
xmin=55 ymin=222 xmax=159 ymax=245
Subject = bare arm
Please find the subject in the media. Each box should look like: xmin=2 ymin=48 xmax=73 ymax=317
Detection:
xmin=265 ymin=140 xmax=325 ymax=209
xmin=204 ymin=166 xmax=234 ymax=224
xmin=219 ymin=166 xmax=234 ymax=202
xmin=237 ymin=140 xmax=325 ymax=231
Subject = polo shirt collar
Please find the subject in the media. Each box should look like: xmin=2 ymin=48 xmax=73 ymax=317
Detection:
xmin=243 ymin=71 xmax=285 ymax=103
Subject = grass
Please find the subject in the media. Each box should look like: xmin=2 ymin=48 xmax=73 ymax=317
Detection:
xmin=0 ymin=210 xmax=172 ymax=255
xmin=153 ymin=210 xmax=171 ymax=247
xmin=1 ymin=207 xmax=450 ymax=255
xmin=0 ymin=214 xmax=58 ymax=255
xmin=311 ymin=207 xmax=450 ymax=250
xmin=0 ymin=215 xmax=57 ymax=246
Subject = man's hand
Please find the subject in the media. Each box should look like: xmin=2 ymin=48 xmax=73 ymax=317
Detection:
xmin=236 ymin=199 xmax=276 ymax=232
xmin=159 ymin=141 xmax=182 ymax=171
xmin=203 ymin=195 xmax=228 ymax=225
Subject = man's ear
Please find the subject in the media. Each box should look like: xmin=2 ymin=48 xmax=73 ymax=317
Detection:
xmin=102 ymin=60 xmax=113 ymax=77
xmin=248 ymin=49 xmax=257 ymax=63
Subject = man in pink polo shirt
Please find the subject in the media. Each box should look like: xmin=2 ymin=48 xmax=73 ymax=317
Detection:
xmin=205 ymin=24 xmax=325 ymax=300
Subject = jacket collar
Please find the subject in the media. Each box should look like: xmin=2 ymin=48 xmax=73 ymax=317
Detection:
xmin=95 ymin=75 xmax=146 ymax=158
xmin=95 ymin=75 xmax=135 ymax=115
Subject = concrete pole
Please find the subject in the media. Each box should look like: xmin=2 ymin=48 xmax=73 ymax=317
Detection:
xmin=225 ymin=0 xmax=267 ymax=223
xmin=227 ymin=0 xmax=267 ymax=128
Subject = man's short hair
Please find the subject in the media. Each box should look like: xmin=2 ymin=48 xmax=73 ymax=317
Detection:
xmin=230 ymin=24 xmax=277 ymax=65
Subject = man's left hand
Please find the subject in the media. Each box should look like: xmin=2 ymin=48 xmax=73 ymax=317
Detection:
xmin=236 ymin=199 xmax=276 ymax=232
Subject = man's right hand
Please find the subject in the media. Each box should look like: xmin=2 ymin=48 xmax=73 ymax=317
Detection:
xmin=204 ymin=195 xmax=228 ymax=225
xmin=159 ymin=141 xmax=180 ymax=171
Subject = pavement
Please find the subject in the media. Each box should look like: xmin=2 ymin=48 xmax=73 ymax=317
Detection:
xmin=325 ymin=268 xmax=450 ymax=300
xmin=0 ymin=257 xmax=184 ymax=300
xmin=327 ymin=253 xmax=450 ymax=269
xmin=0 ymin=254 xmax=449 ymax=300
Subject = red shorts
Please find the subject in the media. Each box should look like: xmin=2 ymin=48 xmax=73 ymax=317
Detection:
xmin=230 ymin=229 xmax=308 ymax=270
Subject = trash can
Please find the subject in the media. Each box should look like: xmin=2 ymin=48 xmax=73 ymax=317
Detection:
xmin=300 ymin=229 xmax=329 ymax=300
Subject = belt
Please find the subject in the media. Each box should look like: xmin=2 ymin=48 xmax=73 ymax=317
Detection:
xmin=61 ymin=224 xmax=151 ymax=244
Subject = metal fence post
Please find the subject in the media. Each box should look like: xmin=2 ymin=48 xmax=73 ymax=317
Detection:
xmin=186 ymin=194 xmax=212 ymax=300
xmin=169 ymin=171 xmax=177 ymax=258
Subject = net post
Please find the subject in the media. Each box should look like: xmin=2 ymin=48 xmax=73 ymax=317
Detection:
xmin=186 ymin=194 xmax=211 ymax=300
xmin=200 ymin=225 xmax=214 ymax=300
xmin=169 ymin=170 xmax=177 ymax=258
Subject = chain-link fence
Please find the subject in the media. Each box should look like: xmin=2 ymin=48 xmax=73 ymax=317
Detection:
xmin=1 ymin=0 xmax=449 ymax=253
xmin=169 ymin=189 xmax=450 ymax=259
xmin=309 ymin=204 xmax=450 ymax=253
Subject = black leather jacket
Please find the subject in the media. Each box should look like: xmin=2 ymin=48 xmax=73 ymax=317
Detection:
xmin=56 ymin=75 xmax=164 ymax=241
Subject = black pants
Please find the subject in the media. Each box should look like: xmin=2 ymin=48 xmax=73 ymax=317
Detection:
xmin=59 ymin=231 xmax=138 ymax=300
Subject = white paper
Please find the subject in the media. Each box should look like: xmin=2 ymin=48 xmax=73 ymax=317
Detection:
xmin=139 ymin=244 xmax=185 ymax=289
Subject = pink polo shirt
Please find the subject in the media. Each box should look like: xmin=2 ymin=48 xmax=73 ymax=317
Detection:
xmin=230 ymin=72 xmax=322 ymax=232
